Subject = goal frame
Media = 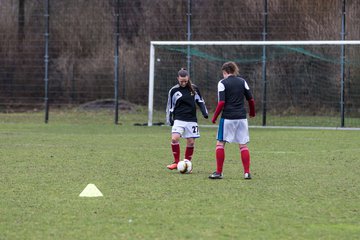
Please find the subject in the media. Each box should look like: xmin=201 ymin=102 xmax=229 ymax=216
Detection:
xmin=148 ymin=40 xmax=360 ymax=127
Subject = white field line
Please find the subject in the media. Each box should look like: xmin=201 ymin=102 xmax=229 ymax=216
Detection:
xmin=198 ymin=125 xmax=360 ymax=131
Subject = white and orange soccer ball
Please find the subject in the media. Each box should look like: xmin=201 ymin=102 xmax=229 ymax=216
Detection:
xmin=177 ymin=159 xmax=192 ymax=174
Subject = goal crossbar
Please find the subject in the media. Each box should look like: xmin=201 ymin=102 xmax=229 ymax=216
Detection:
xmin=151 ymin=40 xmax=360 ymax=46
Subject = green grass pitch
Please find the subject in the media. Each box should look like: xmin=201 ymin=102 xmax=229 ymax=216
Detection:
xmin=0 ymin=111 xmax=359 ymax=239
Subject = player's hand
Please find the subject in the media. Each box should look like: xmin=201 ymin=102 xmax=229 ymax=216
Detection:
xmin=211 ymin=116 xmax=217 ymax=124
xmin=169 ymin=113 xmax=174 ymax=126
xmin=249 ymin=110 xmax=255 ymax=118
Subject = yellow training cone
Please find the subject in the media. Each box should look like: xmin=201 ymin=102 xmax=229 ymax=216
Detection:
xmin=79 ymin=183 xmax=103 ymax=197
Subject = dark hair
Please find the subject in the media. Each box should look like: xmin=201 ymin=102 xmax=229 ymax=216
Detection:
xmin=221 ymin=61 xmax=239 ymax=76
xmin=178 ymin=68 xmax=195 ymax=95
xmin=178 ymin=68 xmax=189 ymax=77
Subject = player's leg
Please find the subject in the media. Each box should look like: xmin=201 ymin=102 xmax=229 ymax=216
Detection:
xmin=182 ymin=121 xmax=200 ymax=161
xmin=171 ymin=133 xmax=181 ymax=162
xmin=239 ymin=143 xmax=251 ymax=179
xmin=209 ymin=141 xmax=225 ymax=179
xmin=216 ymin=141 xmax=226 ymax=173
xmin=167 ymin=133 xmax=181 ymax=170
xmin=167 ymin=132 xmax=181 ymax=170
xmin=237 ymin=119 xmax=251 ymax=179
xmin=185 ymin=137 xmax=195 ymax=161
xmin=167 ymin=121 xmax=186 ymax=170
xmin=209 ymin=118 xmax=227 ymax=179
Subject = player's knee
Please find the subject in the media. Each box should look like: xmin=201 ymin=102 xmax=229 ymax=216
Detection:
xmin=171 ymin=133 xmax=181 ymax=143
xmin=239 ymin=144 xmax=248 ymax=150
xmin=216 ymin=144 xmax=224 ymax=150
xmin=171 ymin=137 xmax=180 ymax=144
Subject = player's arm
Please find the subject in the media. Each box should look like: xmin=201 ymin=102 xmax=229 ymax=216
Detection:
xmin=212 ymin=101 xmax=224 ymax=123
xmin=194 ymin=85 xmax=208 ymax=119
xmin=244 ymin=80 xmax=255 ymax=118
xmin=166 ymin=89 xmax=174 ymax=126
xmin=212 ymin=81 xmax=225 ymax=124
xmin=248 ymin=98 xmax=255 ymax=117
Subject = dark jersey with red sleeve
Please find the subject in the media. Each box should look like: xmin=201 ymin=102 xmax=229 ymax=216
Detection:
xmin=166 ymin=84 xmax=208 ymax=125
xmin=217 ymin=76 xmax=253 ymax=119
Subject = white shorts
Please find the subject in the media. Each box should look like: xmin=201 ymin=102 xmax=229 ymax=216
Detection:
xmin=172 ymin=120 xmax=200 ymax=139
xmin=217 ymin=118 xmax=249 ymax=144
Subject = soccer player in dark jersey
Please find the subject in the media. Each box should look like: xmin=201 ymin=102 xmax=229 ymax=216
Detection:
xmin=166 ymin=68 xmax=208 ymax=170
xmin=209 ymin=61 xmax=255 ymax=180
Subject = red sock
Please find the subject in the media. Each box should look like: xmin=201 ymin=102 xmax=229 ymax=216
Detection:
xmin=185 ymin=146 xmax=194 ymax=161
xmin=240 ymin=146 xmax=250 ymax=174
xmin=216 ymin=144 xmax=225 ymax=173
xmin=171 ymin=142 xmax=180 ymax=163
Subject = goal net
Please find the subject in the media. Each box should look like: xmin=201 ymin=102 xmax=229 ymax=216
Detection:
xmin=148 ymin=41 xmax=360 ymax=128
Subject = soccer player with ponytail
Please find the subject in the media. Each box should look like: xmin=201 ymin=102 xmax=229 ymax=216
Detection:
xmin=166 ymin=68 xmax=208 ymax=171
xmin=209 ymin=62 xmax=255 ymax=179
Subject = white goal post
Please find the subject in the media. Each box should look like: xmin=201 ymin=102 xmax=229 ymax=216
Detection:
xmin=148 ymin=40 xmax=360 ymax=127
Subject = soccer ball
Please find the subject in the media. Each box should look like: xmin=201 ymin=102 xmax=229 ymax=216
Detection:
xmin=177 ymin=159 xmax=192 ymax=174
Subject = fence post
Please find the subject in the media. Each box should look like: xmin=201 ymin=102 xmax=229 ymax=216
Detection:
xmin=122 ymin=62 xmax=126 ymax=99
xmin=44 ymin=0 xmax=50 ymax=123
xmin=186 ymin=0 xmax=192 ymax=77
xmin=262 ymin=0 xmax=268 ymax=126
xmin=340 ymin=0 xmax=346 ymax=127
xmin=114 ymin=0 xmax=120 ymax=125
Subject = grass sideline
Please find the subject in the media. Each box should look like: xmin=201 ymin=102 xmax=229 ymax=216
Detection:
xmin=0 ymin=111 xmax=359 ymax=239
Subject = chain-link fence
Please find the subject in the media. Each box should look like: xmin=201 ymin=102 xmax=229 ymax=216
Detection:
xmin=1 ymin=0 xmax=359 ymax=126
